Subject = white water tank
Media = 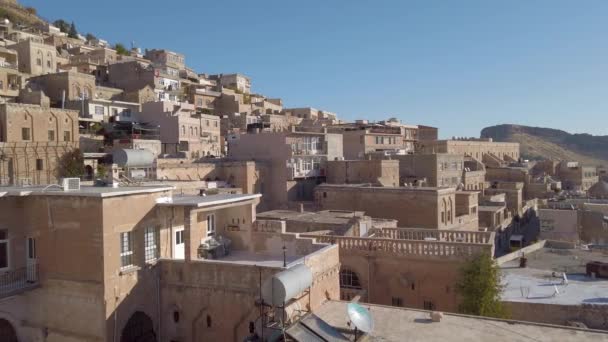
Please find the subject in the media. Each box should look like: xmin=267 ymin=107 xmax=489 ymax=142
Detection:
xmin=112 ymin=149 xmax=155 ymax=168
xmin=262 ymin=263 xmax=313 ymax=306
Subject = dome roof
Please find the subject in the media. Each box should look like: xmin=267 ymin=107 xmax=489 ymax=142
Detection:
xmin=589 ymin=180 xmax=608 ymax=198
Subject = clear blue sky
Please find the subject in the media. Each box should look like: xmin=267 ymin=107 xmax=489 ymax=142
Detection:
xmin=24 ymin=0 xmax=608 ymax=138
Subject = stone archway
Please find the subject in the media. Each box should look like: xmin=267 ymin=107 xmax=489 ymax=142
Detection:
xmin=121 ymin=311 xmax=156 ymax=342
xmin=0 ymin=318 xmax=18 ymax=342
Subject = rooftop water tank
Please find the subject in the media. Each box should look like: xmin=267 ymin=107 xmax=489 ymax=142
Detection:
xmin=262 ymin=263 xmax=313 ymax=306
xmin=112 ymin=149 xmax=155 ymax=168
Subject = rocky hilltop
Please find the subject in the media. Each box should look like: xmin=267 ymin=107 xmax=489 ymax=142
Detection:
xmin=481 ymin=124 xmax=608 ymax=166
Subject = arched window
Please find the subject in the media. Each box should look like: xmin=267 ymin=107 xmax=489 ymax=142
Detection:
xmin=189 ymin=127 xmax=193 ymax=136
xmin=340 ymin=268 xmax=362 ymax=289
xmin=83 ymin=87 xmax=91 ymax=99
xmin=74 ymin=85 xmax=81 ymax=99
xmin=0 ymin=319 xmax=18 ymax=342
xmin=441 ymin=198 xmax=447 ymax=223
xmin=181 ymin=125 xmax=186 ymax=135
xmin=447 ymin=198 xmax=453 ymax=223
xmin=194 ymin=127 xmax=198 ymax=136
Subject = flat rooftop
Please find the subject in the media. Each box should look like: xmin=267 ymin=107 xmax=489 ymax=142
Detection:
xmin=205 ymin=250 xmax=305 ymax=268
xmin=501 ymin=248 xmax=608 ymax=306
xmin=314 ymin=301 xmax=608 ymax=341
xmin=257 ymin=209 xmax=366 ymax=225
xmin=0 ymin=185 xmax=174 ymax=198
xmin=156 ymin=193 xmax=261 ymax=207
xmin=316 ymin=183 xmax=453 ymax=192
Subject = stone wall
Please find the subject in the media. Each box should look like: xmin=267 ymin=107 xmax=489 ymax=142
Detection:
xmin=505 ymin=301 xmax=608 ymax=330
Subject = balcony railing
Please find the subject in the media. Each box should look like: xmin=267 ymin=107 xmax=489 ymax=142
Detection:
xmin=372 ymin=227 xmax=495 ymax=244
xmin=300 ymin=235 xmax=493 ymax=259
xmin=0 ymin=263 xmax=39 ymax=298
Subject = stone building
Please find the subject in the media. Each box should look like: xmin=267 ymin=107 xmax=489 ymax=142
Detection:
xmin=0 ymin=185 xmax=339 ymax=341
xmin=228 ymin=127 xmax=343 ymax=209
xmin=0 ymin=103 xmax=79 ymax=185
xmin=303 ymin=228 xmax=494 ymax=312
xmin=341 ymin=126 xmax=405 ymax=159
xmin=315 ymin=184 xmax=479 ymax=230
xmin=8 ymin=39 xmax=57 ymax=76
xmin=418 ymin=138 xmax=520 ymax=164
xmin=210 ymin=73 xmax=251 ymax=93
xmin=27 ymin=70 xmax=96 ymax=105
xmin=0 ymin=47 xmax=22 ymax=100
xmin=326 ymin=159 xmax=399 ymax=187
xmin=556 ymin=161 xmax=598 ymax=191
xmin=140 ymin=101 xmax=221 ymax=158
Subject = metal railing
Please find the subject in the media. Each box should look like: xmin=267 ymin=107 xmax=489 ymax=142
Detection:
xmin=0 ymin=263 xmax=39 ymax=298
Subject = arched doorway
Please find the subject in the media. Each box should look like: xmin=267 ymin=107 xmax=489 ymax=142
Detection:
xmin=0 ymin=319 xmax=18 ymax=342
xmin=85 ymin=165 xmax=94 ymax=180
xmin=121 ymin=311 xmax=156 ymax=342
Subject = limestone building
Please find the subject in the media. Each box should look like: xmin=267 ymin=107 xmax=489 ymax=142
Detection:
xmin=0 ymin=103 xmax=79 ymax=185
xmin=8 ymin=39 xmax=57 ymax=76
xmin=140 ymin=101 xmax=221 ymax=158
xmin=315 ymin=184 xmax=479 ymax=230
xmin=418 ymin=138 xmax=520 ymax=164
xmin=228 ymin=127 xmax=343 ymax=209
xmin=0 ymin=185 xmax=339 ymax=341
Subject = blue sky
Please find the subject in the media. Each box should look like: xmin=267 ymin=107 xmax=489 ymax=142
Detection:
xmin=23 ymin=0 xmax=608 ymax=138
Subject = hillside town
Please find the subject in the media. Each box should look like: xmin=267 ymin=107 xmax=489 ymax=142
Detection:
xmin=0 ymin=1 xmax=607 ymax=341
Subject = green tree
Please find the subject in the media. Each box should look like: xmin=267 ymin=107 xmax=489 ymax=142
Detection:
xmin=57 ymin=149 xmax=85 ymax=178
xmin=456 ymin=252 xmax=508 ymax=319
xmin=85 ymin=33 xmax=97 ymax=42
xmin=68 ymin=21 xmax=78 ymax=38
xmin=114 ymin=43 xmax=129 ymax=56
xmin=53 ymin=19 xmax=70 ymax=33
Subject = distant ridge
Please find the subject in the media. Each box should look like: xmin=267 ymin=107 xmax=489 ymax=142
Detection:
xmin=481 ymin=124 xmax=608 ymax=167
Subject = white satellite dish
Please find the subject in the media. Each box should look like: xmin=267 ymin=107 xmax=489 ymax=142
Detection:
xmin=347 ymin=302 xmax=374 ymax=333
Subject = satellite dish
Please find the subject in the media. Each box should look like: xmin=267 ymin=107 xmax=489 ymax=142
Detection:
xmin=347 ymin=302 xmax=374 ymax=333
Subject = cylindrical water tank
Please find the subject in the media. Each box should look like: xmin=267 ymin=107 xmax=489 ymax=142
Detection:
xmin=262 ymin=263 xmax=313 ymax=306
xmin=112 ymin=149 xmax=155 ymax=168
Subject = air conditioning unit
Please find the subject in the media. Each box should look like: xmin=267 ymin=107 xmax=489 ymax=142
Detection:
xmin=61 ymin=178 xmax=80 ymax=191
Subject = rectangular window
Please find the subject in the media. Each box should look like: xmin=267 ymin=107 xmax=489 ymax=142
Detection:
xmin=120 ymin=232 xmax=133 ymax=269
xmin=206 ymin=120 xmax=210 ymax=127
xmin=423 ymin=300 xmax=435 ymax=311
xmin=214 ymin=121 xmax=218 ymax=128
xmin=122 ymin=109 xmax=132 ymax=117
xmin=0 ymin=229 xmax=8 ymax=269
xmin=144 ymin=227 xmax=158 ymax=263
xmin=22 ymin=127 xmax=30 ymax=141
xmin=36 ymin=159 xmax=43 ymax=171
xmin=391 ymin=297 xmax=403 ymax=307
xmin=63 ymin=131 xmax=71 ymax=142
xmin=95 ymin=106 xmax=104 ymax=115
xmin=175 ymin=230 xmax=184 ymax=245
xmin=48 ymin=130 xmax=55 ymax=141
xmin=207 ymin=214 xmax=215 ymax=236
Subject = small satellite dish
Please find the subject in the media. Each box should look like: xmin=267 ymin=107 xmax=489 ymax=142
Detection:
xmin=347 ymin=302 xmax=374 ymax=333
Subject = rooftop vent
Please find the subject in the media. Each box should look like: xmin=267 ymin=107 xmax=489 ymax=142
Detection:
xmin=61 ymin=178 xmax=80 ymax=191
